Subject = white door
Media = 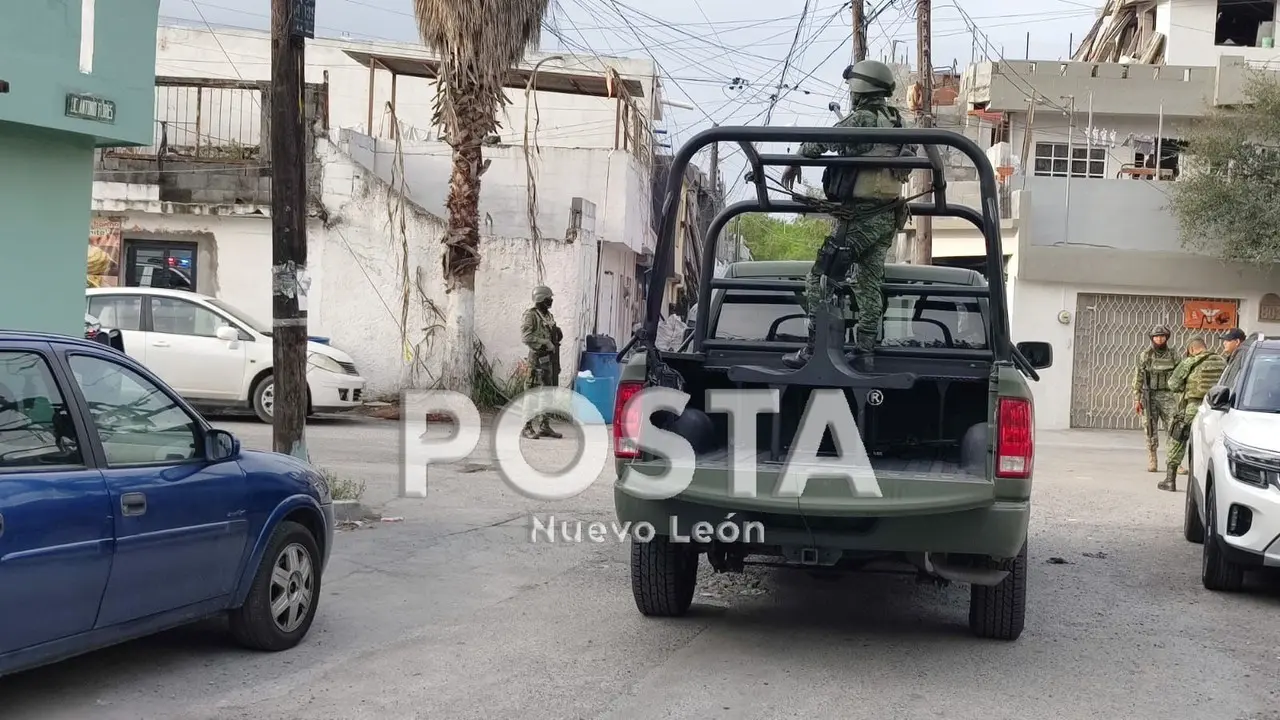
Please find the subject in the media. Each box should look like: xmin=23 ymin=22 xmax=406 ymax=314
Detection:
xmin=145 ymin=296 xmax=248 ymax=401
xmin=86 ymin=294 xmax=148 ymax=364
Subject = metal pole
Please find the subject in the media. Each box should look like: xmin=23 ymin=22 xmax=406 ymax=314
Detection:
xmin=1063 ymin=95 xmax=1074 ymax=246
xmin=270 ymin=0 xmax=309 ymax=460
xmin=910 ymin=0 xmax=933 ymax=265
xmin=1155 ymin=102 xmax=1164 ymax=180
xmin=1025 ymin=32 xmax=1030 ymax=59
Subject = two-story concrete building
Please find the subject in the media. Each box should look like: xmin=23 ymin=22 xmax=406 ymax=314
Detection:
xmin=1 ymin=0 xmax=160 ymax=334
xmin=89 ymin=24 xmax=668 ymax=396
xmin=943 ymin=1 xmax=1280 ymax=431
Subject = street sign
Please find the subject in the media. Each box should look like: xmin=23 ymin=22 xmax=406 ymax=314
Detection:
xmin=65 ymin=93 xmax=115 ymax=124
xmin=291 ymin=0 xmax=315 ymax=39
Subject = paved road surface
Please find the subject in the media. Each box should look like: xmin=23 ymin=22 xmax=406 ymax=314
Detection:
xmin=3 ymin=417 xmax=1278 ymax=720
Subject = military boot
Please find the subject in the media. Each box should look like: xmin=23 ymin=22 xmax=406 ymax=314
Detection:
xmin=1157 ymin=466 xmax=1177 ymax=492
xmin=844 ymin=330 xmax=877 ymax=372
xmin=1147 ymin=447 xmax=1159 ymax=473
xmin=536 ymin=419 xmax=563 ymax=439
xmin=782 ymin=324 xmax=816 ymax=369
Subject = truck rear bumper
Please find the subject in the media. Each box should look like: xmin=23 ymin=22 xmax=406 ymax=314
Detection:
xmin=614 ymin=488 xmax=1030 ymax=560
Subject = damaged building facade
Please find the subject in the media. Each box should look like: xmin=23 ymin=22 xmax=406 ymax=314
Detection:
xmin=88 ymin=24 xmax=669 ymax=397
xmin=930 ymin=0 xmax=1280 ymax=431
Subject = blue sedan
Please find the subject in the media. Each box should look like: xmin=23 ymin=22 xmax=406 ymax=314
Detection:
xmin=0 ymin=331 xmax=334 ymax=678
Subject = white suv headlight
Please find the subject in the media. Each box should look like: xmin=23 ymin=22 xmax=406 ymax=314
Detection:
xmin=307 ymin=352 xmax=346 ymax=375
xmin=1225 ymin=438 xmax=1280 ymax=490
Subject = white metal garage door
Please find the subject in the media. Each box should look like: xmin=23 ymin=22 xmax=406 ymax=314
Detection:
xmin=1070 ymin=292 xmax=1240 ymax=430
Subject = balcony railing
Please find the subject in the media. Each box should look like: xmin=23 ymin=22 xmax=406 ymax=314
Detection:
xmin=100 ymin=76 xmax=328 ymax=166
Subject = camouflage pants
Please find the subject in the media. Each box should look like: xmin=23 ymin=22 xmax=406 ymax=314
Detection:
xmin=799 ymin=201 xmax=900 ymax=347
xmin=1165 ymin=403 xmax=1199 ymax=474
xmin=524 ymin=352 xmax=558 ymax=428
xmin=1142 ymin=389 xmax=1178 ymax=453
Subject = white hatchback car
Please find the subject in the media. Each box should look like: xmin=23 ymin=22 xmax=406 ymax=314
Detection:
xmin=86 ymin=287 xmax=366 ymax=423
xmin=1186 ymin=333 xmax=1280 ymax=591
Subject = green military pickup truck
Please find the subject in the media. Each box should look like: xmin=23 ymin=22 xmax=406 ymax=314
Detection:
xmin=611 ymin=125 xmax=1052 ymax=641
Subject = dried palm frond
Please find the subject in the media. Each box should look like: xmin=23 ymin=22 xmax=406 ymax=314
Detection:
xmin=414 ymin=0 xmax=552 ymax=286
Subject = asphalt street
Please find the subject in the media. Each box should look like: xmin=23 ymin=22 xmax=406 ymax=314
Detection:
xmin=3 ymin=416 xmax=1279 ymax=720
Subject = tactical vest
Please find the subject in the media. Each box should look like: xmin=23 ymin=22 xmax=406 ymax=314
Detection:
xmin=850 ymin=107 xmax=910 ymax=201
xmin=1185 ymin=353 xmax=1227 ymax=402
xmin=822 ymin=106 xmax=910 ymax=203
xmin=1144 ymin=349 xmax=1178 ymax=392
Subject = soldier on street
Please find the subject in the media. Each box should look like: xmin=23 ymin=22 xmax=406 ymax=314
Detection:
xmin=520 ymin=285 xmax=564 ymax=440
xmin=1131 ymin=325 xmax=1180 ymax=473
xmin=1162 ymin=336 xmax=1228 ymax=492
xmin=1222 ymin=327 xmax=1246 ymax=359
xmin=779 ymin=59 xmax=915 ymax=370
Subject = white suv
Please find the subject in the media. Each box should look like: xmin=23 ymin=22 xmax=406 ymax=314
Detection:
xmin=86 ymin=287 xmax=366 ymax=423
xmin=1186 ymin=333 xmax=1280 ymax=591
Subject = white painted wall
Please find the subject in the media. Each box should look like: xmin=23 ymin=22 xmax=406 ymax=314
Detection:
xmin=1164 ymin=0 xmax=1280 ymax=67
xmin=1008 ymin=278 xmax=1280 ymax=430
xmin=91 ymin=138 xmax=618 ymax=398
xmin=1002 ymin=111 xmax=1186 ymax=181
xmin=343 ymin=131 xmax=654 ymax=256
xmin=152 ymin=24 xmax=657 ymax=150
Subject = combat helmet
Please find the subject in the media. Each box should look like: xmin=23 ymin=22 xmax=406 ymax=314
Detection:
xmin=843 ymin=59 xmax=896 ymax=96
xmin=1150 ymin=324 xmax=1171 ymax=338
xmin=532 ymin=285 xmax=553 ymax=304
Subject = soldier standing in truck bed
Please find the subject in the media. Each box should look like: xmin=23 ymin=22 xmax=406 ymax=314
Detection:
xmin=1132 ymin=324 xmax=1180 ymax=473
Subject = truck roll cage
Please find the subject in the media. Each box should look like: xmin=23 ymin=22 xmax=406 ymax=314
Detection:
xmin=632 ymin=125 xmax=1024 ymax=386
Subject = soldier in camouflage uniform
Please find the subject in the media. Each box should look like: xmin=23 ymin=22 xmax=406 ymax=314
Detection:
xmin=779 ymin=59 xmax=915 ymax=369
xmin=1162 ymin=337 xmax=1228 ymax=492
xmin=520 ymin=285 xmax=563 ymax=439
xmin=1131 ymin=324 xmax=1180 ymax=473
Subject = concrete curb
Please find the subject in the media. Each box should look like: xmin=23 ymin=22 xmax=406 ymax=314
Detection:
xmin=333 ymin=499 xmax=378 ymax=522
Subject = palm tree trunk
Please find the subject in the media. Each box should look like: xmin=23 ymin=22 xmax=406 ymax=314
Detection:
xmin=438 ymin=88 xmax=486 ymax=392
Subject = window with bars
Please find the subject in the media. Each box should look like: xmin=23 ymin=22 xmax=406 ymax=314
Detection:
xmin=1033 ymin=142 xmax=1106 ymax=178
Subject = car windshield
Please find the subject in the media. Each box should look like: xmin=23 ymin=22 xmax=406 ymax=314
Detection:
xmin=712 ymin=288 xmax=988 ymax=348
xmin=206 ymin=298 xmax=272 ymax=336
xmin=1238 ymin=348 xmax=1280 ymax=413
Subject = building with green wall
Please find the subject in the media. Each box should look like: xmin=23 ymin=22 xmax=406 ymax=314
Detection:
xmin=0 ymin=0 xmax=160 ymax=335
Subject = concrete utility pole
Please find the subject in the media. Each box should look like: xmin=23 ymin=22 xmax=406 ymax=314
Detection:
xmin=852 ymin=1 xmax=867 ymax=63
xmin=910 ymin=0 xmax=933 ymax=266
xmin=270 ymin=0 xmax=311 ymax=459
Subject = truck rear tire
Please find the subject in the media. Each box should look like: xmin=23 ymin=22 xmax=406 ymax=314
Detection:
xmin=968 ymin=542 xmax=1027 ymax=641
xmin=630 ymin=535 xmax=698 ymax=617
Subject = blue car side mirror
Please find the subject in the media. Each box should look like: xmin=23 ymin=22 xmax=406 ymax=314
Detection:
xmin=206 ymin=429 xmax=241 ymax=461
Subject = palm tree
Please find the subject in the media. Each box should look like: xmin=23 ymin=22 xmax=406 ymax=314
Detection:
xmin=413 ymin=0 xmax=552 ymax=391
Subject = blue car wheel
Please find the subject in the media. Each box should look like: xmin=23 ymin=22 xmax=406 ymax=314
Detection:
xmin=230 ymin=520 xmax=322 ymax=651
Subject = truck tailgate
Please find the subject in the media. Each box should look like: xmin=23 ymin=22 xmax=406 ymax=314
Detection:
xmin=623 ymin=449 xmax=994 ymax=518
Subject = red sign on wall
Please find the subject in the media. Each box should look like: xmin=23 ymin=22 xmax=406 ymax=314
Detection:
xmin=1182 ymin=299 xmax=1238 ymax=330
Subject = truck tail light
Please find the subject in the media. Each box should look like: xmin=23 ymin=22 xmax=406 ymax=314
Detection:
xmin=996 ymin=396 xmax=1034 ymax=479
xmin=613 ymin=380 xmax=644 ymax=459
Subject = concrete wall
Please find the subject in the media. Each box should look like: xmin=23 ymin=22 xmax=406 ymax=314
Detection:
xmin=1164 ymin=0 xmax=1280 ymax=67
xmin=0 ymin=0 xmax=160 ymax=146
xmin=0 ymin=124 xmax=96 ymax=335
xmin=964 ymin=59 xmax=1220 ymax=117
xmin=344 ymin=131 xmax=655 ymax=256
xmin=1008 ymin=277 xmax=1280 ymax=430
xmin=151 ymin=24 xmax=656 ymax=150
xmin=89 ymin=138 xmax=619 ymax=397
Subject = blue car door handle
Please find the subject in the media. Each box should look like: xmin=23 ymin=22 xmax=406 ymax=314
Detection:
xmin=121 ymin=493 xmax=147 ymax=517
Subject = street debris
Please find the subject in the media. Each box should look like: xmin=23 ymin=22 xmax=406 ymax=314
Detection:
xmin=1047 ymin=557 xmax=1072 ymax=565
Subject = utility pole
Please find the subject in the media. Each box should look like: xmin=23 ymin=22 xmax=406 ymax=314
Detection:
xmin=852 ymin=1 xmax=867 ymax=63
xmin=270 ymin=0 xmax=312 ymax=460
xmin=909 ymin=0 xmax=933 ymax=266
